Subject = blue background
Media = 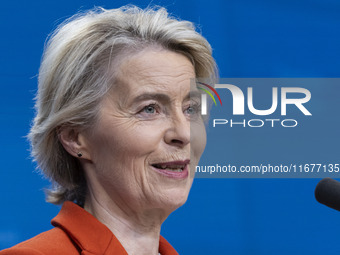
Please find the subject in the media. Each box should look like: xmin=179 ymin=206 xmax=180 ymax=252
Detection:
xmin=1 ymin=0 xmax=340 ymax=254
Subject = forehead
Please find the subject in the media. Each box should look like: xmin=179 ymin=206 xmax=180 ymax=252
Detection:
xmin=114 ymin=49 xmax=196 ymax=96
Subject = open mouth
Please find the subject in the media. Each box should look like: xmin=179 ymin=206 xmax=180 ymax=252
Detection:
xmin=152 ymin=163 xmax=186 ymax=172
xmin=151 ymin=159 xmax=190 ymax=173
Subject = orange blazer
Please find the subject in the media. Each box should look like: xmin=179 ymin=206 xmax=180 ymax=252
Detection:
xmin=0 ymin=201 xmax=179 ymax=255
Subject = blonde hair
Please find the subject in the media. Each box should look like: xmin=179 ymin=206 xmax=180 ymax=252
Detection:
xmin=28 ymin=5 xmax=217 ymax=205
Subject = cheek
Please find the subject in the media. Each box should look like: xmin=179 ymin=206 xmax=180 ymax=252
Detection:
xmin=191 ymin=122 xmax=207 ymax=159
xmin=122 ymin=125 xmax=165 ymax=157
xmin=92 ymin=124 xmax=165 ymax=164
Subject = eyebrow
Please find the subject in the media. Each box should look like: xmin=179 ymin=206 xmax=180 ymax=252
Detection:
xmin=132 ymin=91 xmax=201 ymax=103
xmin=132 ymin=93 xmax=170 ymax=104
xmin=188 ymin=90 xmax=202 ymax=100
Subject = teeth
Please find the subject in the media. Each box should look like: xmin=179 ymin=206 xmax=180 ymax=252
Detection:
xmin=153 ymin=164 xmax=185 ymax=171
xmin=171 ymin=169 xmax=183 ymax=172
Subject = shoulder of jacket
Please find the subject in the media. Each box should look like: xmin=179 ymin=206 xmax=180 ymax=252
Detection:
xmin=0 ymin=227 xmax=79 ymax=255
xmin=0 ymin=246 xmax=45 ymax=255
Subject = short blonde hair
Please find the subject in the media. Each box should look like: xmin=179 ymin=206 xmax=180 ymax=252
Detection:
xmin=28 ymin=5 xmax=217 ymax=205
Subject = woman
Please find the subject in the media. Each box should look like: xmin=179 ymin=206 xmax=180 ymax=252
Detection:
xmin=1 ymin=5 xmax=216 ymax=255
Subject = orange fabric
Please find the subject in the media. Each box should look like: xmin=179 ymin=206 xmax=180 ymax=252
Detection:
xmin=0 ymin=201 xmax=179 ymax=255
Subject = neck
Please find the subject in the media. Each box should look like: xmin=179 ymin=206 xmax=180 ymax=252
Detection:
xmin=84 ymin=189 xmax=166 ymax=255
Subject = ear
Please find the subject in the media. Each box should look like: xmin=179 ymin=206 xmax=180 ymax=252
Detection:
xmin=58 ymin=126 xmax=92 ymax=161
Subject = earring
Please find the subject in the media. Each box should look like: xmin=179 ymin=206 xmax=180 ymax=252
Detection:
xmin=77 ymin=152 xmax=83 ymax=158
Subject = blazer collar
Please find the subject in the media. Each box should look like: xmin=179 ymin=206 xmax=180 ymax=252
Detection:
xmin=51 ymin=201 xmax=178 ymax=255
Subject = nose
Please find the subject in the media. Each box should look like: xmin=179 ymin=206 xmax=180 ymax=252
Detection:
xmin=164 ymin=111 xmax=190 ymax=148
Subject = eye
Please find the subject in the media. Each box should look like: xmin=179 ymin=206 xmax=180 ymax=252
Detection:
xmin=140 ymin=104 xmax=159 ymax=115
xmin=185 ymin=106 xmax=196 ymax=115
xmin=144 ymin=105 xmax=155 ymax=113
xmin=184 ymin=102 xmax=200 ymax=116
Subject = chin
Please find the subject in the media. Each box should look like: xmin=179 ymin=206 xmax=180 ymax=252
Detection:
xmin=158 ymin=186 xmax=191 ymax=213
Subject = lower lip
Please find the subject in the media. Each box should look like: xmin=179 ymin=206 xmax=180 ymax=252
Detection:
xmin=152 ymin=164 xmax=189 ymax=179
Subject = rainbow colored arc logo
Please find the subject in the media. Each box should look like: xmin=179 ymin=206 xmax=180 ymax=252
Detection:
xmin=197 ymin=82 xmax=223 ymax=106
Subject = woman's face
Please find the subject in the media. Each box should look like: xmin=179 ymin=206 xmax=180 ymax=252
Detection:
xmin=82 ymin=49 xmax=206 ymax=214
